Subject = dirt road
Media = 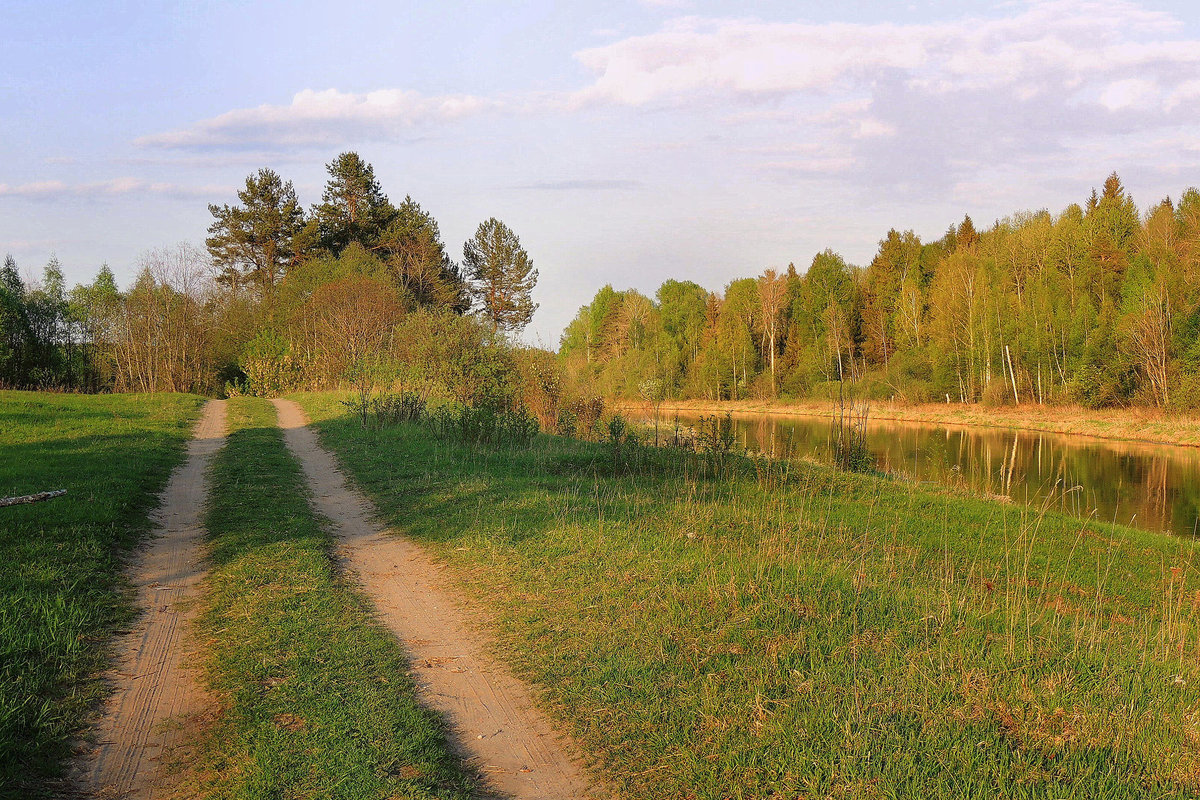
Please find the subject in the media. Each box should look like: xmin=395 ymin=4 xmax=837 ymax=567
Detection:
xmin=272 ymin=399 xmax=600 ymax=800
xmin=72 ymin=399 xmax=226 ymax=799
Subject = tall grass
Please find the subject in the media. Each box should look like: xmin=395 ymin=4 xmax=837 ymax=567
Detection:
xmin=0 ymin=390 xmax=204 ymax=798
xmin=297 ymin=390 xmax=1200 ymax=799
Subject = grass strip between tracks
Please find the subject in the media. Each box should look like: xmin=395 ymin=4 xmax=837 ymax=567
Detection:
xmin=191 ymin=396 xmax=472 ymax=800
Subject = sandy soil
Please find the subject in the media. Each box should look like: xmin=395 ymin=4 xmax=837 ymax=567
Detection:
xmin=71 ymin=399 xmax=226 ymax=799
xmin=271 ymin=399 xmax=601 ymax=800
xmin=616 ymin=398 xmax=1200 ymax=448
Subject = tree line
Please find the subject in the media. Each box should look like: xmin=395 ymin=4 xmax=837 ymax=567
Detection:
xmin=0 ymin=152 xmax=542 ymax=404
xmin=562 ymin=174 xmax=1200 ymax=409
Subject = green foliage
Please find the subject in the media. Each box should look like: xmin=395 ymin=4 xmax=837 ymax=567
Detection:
xmin=314 ymin=152 xmax=398 ymax=254
xmin=372 ymin=390 xmax=427 ymax=425
xmin=206 ymin=168 xmax=306 ymax=296
xmin=562 ymin=174 xmax=1200 ymax=410
xmin=236 ymin=329 xmax=300 ymax=396
xmin=463 ymin=218 xmax=538 ymax=333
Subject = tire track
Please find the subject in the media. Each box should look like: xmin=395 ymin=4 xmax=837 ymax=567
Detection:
xmin=272 ymin=399 xmax=601 ymax=800
xmin=72 ymin=399 xmax=226 ymax=799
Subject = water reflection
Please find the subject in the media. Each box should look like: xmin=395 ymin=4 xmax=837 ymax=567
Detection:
xmin=665 ymin=411 xmax=1200 ymax=537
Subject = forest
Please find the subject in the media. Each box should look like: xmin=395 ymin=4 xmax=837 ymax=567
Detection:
xmin=563 ymin=174 xmax=1200 ymax=410
xmin=0 ymin=152 xmax=561 ymax=423
xmin=7 ymin=169 xmax=1200 ymax=415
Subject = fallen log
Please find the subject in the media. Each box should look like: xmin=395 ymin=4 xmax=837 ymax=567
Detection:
xmin=0 ymin=489 xmax=68 ymax=508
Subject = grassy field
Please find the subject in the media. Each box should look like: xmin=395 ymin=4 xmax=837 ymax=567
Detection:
xmin=188 ymin=396 xmax=472 ymax=799
xmin=297 ymin=390 xmax=1200 ymax=799
xmin=626 ymin=398 xmax=1200 ymax=449
xmin=0 ymin=390 xmax=204 ymax=797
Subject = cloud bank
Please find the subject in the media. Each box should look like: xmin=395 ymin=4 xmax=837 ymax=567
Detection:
xmin=128 ymin=0 xmax=1200 ymax=196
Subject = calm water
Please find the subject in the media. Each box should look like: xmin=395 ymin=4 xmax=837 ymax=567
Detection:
xmin=660 ymin=411 xmax=1200 ymax=537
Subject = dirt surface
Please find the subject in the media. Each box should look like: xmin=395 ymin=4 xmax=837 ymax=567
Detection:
xmin=272 ymin=399 xmax=601 ymax=800
xmin=71 ymin=400 xmax=226 ymax=799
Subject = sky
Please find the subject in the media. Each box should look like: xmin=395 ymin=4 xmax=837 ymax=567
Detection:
xmin=2 ymin=0 xmax=1199 ymax=346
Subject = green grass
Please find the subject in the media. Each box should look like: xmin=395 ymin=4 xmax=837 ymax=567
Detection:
xmin=0 ymin=390 xmax=205 ymax=797
xmin=190 ymin=397 xmax=472 ymax=799
xmin=296 ymin=390 xmax=1200 ymax=800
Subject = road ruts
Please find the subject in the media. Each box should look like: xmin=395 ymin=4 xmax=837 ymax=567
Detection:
xmin=72 ymin=399 xmax=227 ymax=799
xmin=271 ymin=399 xmax=602 ymax=800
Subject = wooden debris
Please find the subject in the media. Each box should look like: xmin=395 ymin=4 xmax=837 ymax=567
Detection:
xmin=0 ymin=489 xmax=67 ymax=508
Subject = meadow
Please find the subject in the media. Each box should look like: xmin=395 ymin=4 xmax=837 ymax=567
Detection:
xmin=0 ymin=390 xmax=204 ymax=795
xmin=297 ymin=391 xmax=1200 ymax=799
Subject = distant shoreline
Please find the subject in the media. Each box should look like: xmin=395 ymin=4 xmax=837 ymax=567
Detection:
xmin=612 ymin=398 xmax=1200 ymax=449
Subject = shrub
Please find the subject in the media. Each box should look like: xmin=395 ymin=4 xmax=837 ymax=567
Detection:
xmin=238 ymin=329 xmax=301 ymax=396
xmin=562 ymin=396 xmax=605 ymax=441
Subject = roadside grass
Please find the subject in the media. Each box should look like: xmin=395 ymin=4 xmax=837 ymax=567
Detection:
xmin=0 ymin=390 xmax=204 ymax=797
xmin=296 ymin=390 xmax=1200 ymax=799
xmin=191 ymin=396 xmax=472 ymax=799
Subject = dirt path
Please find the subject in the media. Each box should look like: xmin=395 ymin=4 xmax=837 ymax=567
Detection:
xmin=72 ymin=400 xmax=226 ymax=799
xmin=272 ymin=399 xmax=601 ymax=800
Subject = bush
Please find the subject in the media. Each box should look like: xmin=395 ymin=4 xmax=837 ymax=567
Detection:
xmin=238 ymin=329 xmax=301 ymax=396
xmin=1069 ymin=364 xmax=1121 ymax=409
xmin=981 ymin=379 xmax=1013 ymax=407
xmin=565 ymin=396 xmax=605 ymax=440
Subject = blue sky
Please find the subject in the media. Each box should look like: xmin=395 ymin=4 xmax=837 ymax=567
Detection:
xmin=3 ymin=0 xmax=1199 ymax=345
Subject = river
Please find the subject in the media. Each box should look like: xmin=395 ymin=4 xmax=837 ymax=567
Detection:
xmin=654 ymin=410 xmax=1200 ymax=537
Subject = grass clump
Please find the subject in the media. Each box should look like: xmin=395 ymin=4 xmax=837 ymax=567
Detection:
xmin=296 ymin=389 xmax=1200 ymax=800
xmin=0 ymin=390 xmax=204 ymax=797
xmin=192 ymin=396 xmax=471 ymax=800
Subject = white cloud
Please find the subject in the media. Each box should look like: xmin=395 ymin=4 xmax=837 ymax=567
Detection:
xmin=137 ymin=88 xmax=500 ymax=150
xmin=131 ymin=0 xmax=1200 ymax=195
xmin=560 ymin=0 xmax=1199 ymax=193
xmin=572 ymin=17 xmax=926 ymax=106
xmin=571 ymin=1 xmax=1199 ymax=108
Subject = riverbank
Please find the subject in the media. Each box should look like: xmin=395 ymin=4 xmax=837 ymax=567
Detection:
xmin=616 ymin=398 xmax=1200 ymax=448
xmin=297 ymin=390 xmax=1200 ymax=799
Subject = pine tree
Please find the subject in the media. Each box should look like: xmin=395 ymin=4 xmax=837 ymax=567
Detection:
xmin=463 ymin=218 xmax=538 ymax=333
xmin=207 ymin=168 xmax=306 ymax=296
xmin=314 ymin=152 xmax=397 ymax=253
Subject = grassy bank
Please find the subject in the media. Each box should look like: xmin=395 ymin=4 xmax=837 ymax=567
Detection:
xmin=190 ymin=396 xmax=471 ymax=799
xmin=618 ymin=398 xmax=1200 ymax=449
xmin=297 ymin=390 xmax=1200 ymax=799
xmin=0 ymin=390 xmax=204 ymax=797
